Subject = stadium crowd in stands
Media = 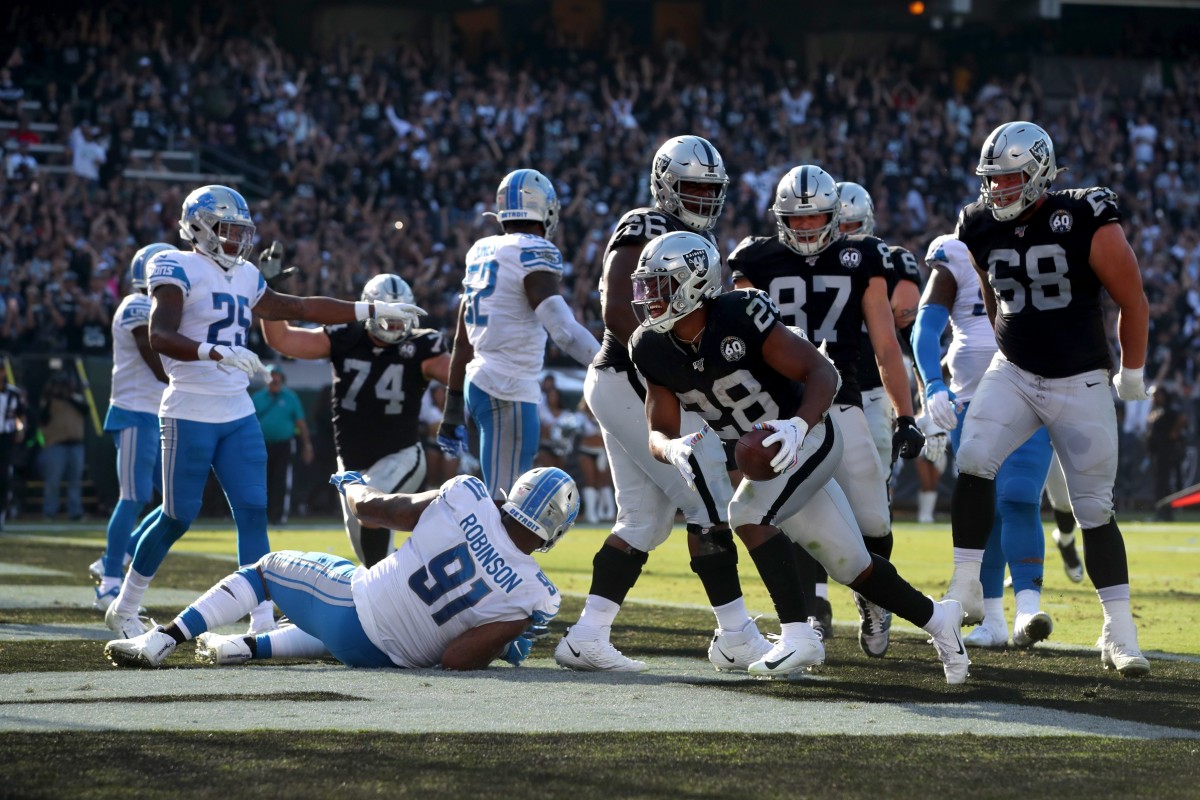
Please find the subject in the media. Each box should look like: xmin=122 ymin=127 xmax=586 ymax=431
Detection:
xmin=0 ymin=4 xmax=1196 ymax=509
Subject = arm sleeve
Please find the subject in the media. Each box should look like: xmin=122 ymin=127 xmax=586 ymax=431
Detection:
xmin=534 ymin=294 xmax=600 ymax=367
xmin=911 ymin=303 xmax=950 ymax=388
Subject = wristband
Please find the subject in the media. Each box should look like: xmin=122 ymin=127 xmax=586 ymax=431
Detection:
xmin=354 ymin=301 xmax=375 ymax=321
xmin=197 ymin=342 xmax=214 ymax=361
xmin=1120 ymin=366 xmax=1144 ymax=381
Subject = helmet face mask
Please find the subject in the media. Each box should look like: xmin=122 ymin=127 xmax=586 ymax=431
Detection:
xmin=361 ymin=273 xmax=416 ymax=344
xmin=130 ymin=243 xmax=177 ymax=292
xmin=773 ymin=166 xmax=841 ymax=256
xmin=630 ymin=231 xmax=721 ymax=333
xmin=835 ymin=181 xmax=875 ymax=236
xmin=500 ymin=467 xmax=580 ymax=552
xmin=492 ymin=169 xmax=560 ymax=239
xmin=650 ymin=135 xmax=728 ymax=232
xmin=179 ymin=185 xmax=256 ymax=270
xmin=976 ymin=121 xmax=1057 ymax=222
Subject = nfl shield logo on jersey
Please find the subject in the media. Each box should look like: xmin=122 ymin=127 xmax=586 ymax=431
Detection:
xmin=683 ymin=248 xmax=710 ymax=276
xmin=1049 ymin=209 xmax=1073 ymax=233
xmin=839 ymin=248 xmax=861 ymax=268
xmin=721 ymin=337 xmax=746 ymax=362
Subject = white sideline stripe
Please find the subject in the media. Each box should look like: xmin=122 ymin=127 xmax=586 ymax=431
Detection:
xmin=0 ymin=662 xmax=1196 ymax=739
xmin=0 ymin=563 xmax=72 ymax=577
xmin=0 ymin=585 xmax=203 ymax=611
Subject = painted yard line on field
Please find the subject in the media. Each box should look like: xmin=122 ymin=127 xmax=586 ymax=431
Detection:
xmin=0 ymin=662 xmax=1196 ymax=739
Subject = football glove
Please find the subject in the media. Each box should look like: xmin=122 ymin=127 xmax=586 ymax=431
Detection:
xmin=915 ymin=414 xmax=949 ymax=464
xmin=213 ymin=345 xmax=267 ymax=379
xmin=755 ymin=416 xmax=809 ymax=473
xmin=499 ymin=635 xmax=533 ymax=667
xmin=1112 ymin=366 xmax=1148 ymax=401
xmin=437 ymin=389 xmax=469 ymax=458
xmin=923 ymin=379 xmax=960 ymax=431
xmin=662 ymin=424 xmax=711 ymax=491
xmin=329 ymin=470 xmax=367 ymax=496
xmin=372 ymin=300 xmax=427 ymax=330
xmin=892 ymin=415 xmax=926 ymax=461
xmin=257 ymin=240 xmax=298 ymax=289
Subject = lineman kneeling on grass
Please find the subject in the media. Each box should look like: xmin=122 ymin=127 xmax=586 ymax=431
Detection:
xmin=104 ymin=467 xmax=578 ymax=671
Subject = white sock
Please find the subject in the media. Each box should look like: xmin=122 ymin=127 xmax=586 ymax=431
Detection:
xmin=583 ymin=487 xmax=598 ymax=523
xmin=98 ymin=576 xmax=121 ymax=594
xmin=917 ymin=490 xmax=937 ymax=521
xmin=713 ymin=597 xmax=751 ymax=632
xmin=573 ymin=594 xmax=620 ymax=639
xmin=981 ymin=597 xmax=1006 ymax=631
xmin=264 ymin=625 xmax=328 ymax=659
xmin=1053 ymin=528 xmax=1075 ymax=547
xmin=1097 ymin=584 xmax=1133 ymax=626
xmin=1015 ymin=588 xmax=1041 ymax=618
xmin=814 ymin=582 xmax=829 ymax=600
xmin=951 ymin=552 xmax=984 ymax=580
xmin=179 ymin=572 xmax=259 ymax=637
xmin=781 ymin=620 xmax=813 ymax=640
xmin=922 ymin=597 xmax=946 ymax=635
xmin=114 ymin=569 xmax=153 ymax=617
xmin=249 ymin=600 xmax=276 ymax=632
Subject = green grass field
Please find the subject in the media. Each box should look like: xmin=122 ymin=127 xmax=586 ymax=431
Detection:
xmin=2 ymin=518 xmax=1198 ymax=799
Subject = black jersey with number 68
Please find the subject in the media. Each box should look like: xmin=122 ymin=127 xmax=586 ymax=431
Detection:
xmin=956 ymin=188 xmax=1119 ymax=378
xmin=729 ymin=233 xmax=891 ymax=408
xmin=325 ymin=322 xmax=447 ymax=465
xmin=628 ymin=290 xmax=803 ymax=442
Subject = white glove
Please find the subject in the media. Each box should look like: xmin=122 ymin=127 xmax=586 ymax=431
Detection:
xmin=373 ymin=301 xmax=428 ymax=330
xmin=662 ymin=425 xmax=711 ymax=491
xmin=757 ymin=416 xmax=809 ymax=473
xmin=924 ymin=383 xmax=960 ymax=431
xmin=213 ymin=344 xmax=266 ymax=378
xmin=1112 ymin=366 xmax=1148 ymax=401
xmin=922 ymin=431 xmax=949 ymax=464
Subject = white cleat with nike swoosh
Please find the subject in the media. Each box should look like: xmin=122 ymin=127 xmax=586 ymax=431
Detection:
xmin=708 ymin=618 xmax=773 ymax=672
xmin=927 ymin=598 xmax=971 ymax=684
xmin=554 ymin=627 xmax=648 ymax=672
xmin=747 ymin=622 xmax=824 ymax=677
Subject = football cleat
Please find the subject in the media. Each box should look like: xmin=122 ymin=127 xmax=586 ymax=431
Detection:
xmin=927 ymin=598 xmax=971 ymax=685
xmin=92 ymin=585 xmax=119 ymax=613
xmin=554 ymin=628 xmax=648 ymax=672
xmin=1012 ymin=610 xmax=1054 ymax=648
xmin=942 ymin=572 xmax=985 ymax=625
xmin=853 ymin=591 xmax=892 ymax=658
xmin=195 ymin=632 xmax=254 ymax=666
xmin=747 ymin=623 xmax=824 ymax=677
xmin=89 ymin=553 xmax=132 ymax=584
xmin=104 ymin=604 xmax=156 ymax=639
xmin=104 ymin=626 xmax=177 ymax=669
xmin=1099 ymin=621 xmax=1150 ymax=678
xmin=964 ymin=623 xmax=1008 ymax=649
xmin=811 ymin=596 xmax=834 ymax=641
xmin=1053 ymin=529 xmax=1085 ymax=583
xmin=707 ymin=619 xmax=773 ymax=673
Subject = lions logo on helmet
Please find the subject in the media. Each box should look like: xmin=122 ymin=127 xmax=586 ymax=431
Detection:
xmin=179 ymin=185 xmax=256 ymax=270
xmin=361 ymin=273 xmax=417 ymax=344
xmin=649 ymin=135 xmax=729 ymax=233
xmin=130 ymin=243 xmax=177 ymax=293
xmin=773 ymin=166 xmax=841 ymax=257
xmin=976 ymin=121 xmax=1061 ymax=222
xmin=630 ymin=231 xmax=722 ymax=333
xmin=490 ymin=169 xmax=560 ymax=239
xmin=501 ymin=467 xmax=580 ymax=552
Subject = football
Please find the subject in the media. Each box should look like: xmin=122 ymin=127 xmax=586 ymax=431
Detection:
xmin=735 ymin=428 xmax=780 ymax=481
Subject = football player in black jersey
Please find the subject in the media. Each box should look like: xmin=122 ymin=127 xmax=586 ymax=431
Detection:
xmin=630 ymin=231 xmax=969 ymax=682
xmin=730 ymin=166 xmax=924 ymax=659
xmin=554 ymin=136 xmax=747 ymax=674
xmin=948 ymin=121 xmax=1151 ymax=676
xmin=261 ymin=274 xmax=450 ymax=567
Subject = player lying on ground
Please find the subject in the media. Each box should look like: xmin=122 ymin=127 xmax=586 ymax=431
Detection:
xmin=104 ymin=467 xmax=578 ymax=671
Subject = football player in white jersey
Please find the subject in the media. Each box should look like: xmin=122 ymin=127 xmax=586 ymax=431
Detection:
xmin=438 ymin=169 xmax=600 ymax=498
xmin=105 ymin=467 xmax=577 ymax=671
xmin=104 ymin=184 xmax=426 ymax=640
xmin=91 ymin=243 xmax=173 ymax=612
xmin=913 ymin=234 xmax=1055 ymax=648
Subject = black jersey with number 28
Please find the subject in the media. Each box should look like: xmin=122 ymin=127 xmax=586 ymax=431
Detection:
xmin=325 ymin=322 xmax=446 ymax=464
xmin=628 ymin=290 xmax=804 ymax=442
xmin=956 ymin=188 xmax=1119 ymax=378
xmin=729 ymin=233 xmax=891 ymax=407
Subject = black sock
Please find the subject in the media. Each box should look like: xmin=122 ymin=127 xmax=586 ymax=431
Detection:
xmin=748 ymin=532 xmax=808 ymax=624
xmin=851 ymin=555 xmax=935 ymax=628
xmin=791 ymin=543 xmax=818 ymax=615
xmin=689 ymin=526 xmax=742 ymax=607
xmin=359 ymin=527 xmax=392 ymax=568
xmin=161 ymin=623 xmax=187 ymax=644
xmin=951 ymin=473 xmax=996 ymax=550
xmin=1054 ymin=509 xmax=1077 ymax=535
xmin=1082 ymin=519 xmax=1129 ymax=589
xmin=864 ymin=532 xmax=894 ymax=561
xmin=588 ymin=544 xmax=648 ymax=605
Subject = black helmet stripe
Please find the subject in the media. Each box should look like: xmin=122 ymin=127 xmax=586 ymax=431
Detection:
xmin=799 ymin=165 xmax=812 ymax=198
xmin=697 ymin=137 xmax=716 ymax=168
xmin=985 ymin=122 xmax=1013 ymax=161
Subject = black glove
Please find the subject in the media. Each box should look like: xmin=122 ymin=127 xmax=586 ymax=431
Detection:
xmin=258 ymin=240 xmax=299 ymax=289
xmin=437 ymin=389 xmax=469 ymax=458
xmin=892 ymin=415 xmax=926 ymax=462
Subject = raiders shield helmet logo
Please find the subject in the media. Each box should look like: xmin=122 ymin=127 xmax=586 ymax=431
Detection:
xmin=1049 ymin=209 xmax=1073 ymax=233
xmin=721 ymin=336 xmax=746 ymax=362
xmin=683 ymin=248 xmax=710 ymax=277
xmin=840 ymin=248 xmax=862 ymax=268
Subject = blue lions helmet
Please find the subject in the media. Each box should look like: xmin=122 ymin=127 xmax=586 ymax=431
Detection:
xmin=500 ymin=467 xmax=580 ymax=552
xmin=130 ymin=243 xmax=177 ymax=293
xmin=491 ymin=169 xmax=560 ymax=239
xmin=179 ymin=185 xmax=255 ymax=270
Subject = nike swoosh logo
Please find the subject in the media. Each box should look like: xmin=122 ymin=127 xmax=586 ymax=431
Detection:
xmin=953 ymin=631 xmax=965 ymax=655
xmin=567 ymin=642 xmax=581 ymax=658
xmin=764 ymin=651 xmax=796 ymax=670
xmin=838 ymin=405 xmax=855 ymax=412
xmin=716 ymin=646 xmax=736 ymax=664
xmin=1085 ymin=381 xmax=1101 ymax=388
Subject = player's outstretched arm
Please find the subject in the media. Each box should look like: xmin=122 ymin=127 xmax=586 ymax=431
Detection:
xmin=864 ymin=277 xmax=915 ymax=417
xmin=437 ymin=300 xmax=472 ymax=457
xmin=260 ymin=319 xmax=332 ymax=360
xmin=762 ymin=324 xmax=839 ymax=430
xmin=337 ymin=478 xmax=440 ymax=532
xmin=253 ymin=287 xmax=425 ymax=329
xmin=528 ymin=272 xmax=600 ymax=367
xmin=442 ymin=618 xmax=530 ymax=670
xmin=1090 ymin=223 xmax=1149 ymax=372
xmin=151 ymin=285 xmax=265 ymax=377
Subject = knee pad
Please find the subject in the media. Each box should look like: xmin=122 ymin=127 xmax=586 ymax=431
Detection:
xmin=687 ymin=523 xmax=737 ymax=566
xmin=588 ymin=544 xmax=649 ymax=604
xmin=955 ymin=437 xmax=998 ymax=480
xmin=1071 ymin=497 xmax=1114 ymax=531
